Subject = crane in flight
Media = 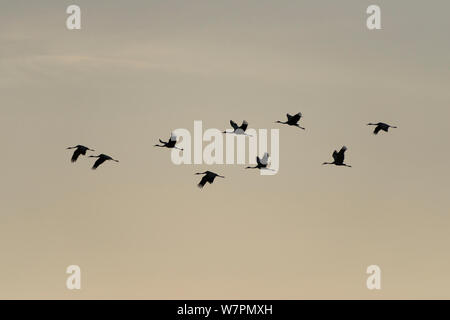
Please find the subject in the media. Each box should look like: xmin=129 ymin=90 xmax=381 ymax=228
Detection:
xmin=246 ymin=152 xmax=274 ymax=171
xmin=275 ymin=112 xmax=305 ymax=130
xmin=89 ymin=154 xmax=119 ymax=170
xmin=322 ymin=146 xmax=351 ymax=167
xmin=154 ymin=133 xmax=183 ymax=150
xmin=367 ymin=122 xmax=397 ymax=135
xmin=223 ymin=120 xmax=252 ymax=136
xmin=66 ymin=145 xmax=95 ymax=163
xmin=195 ymin=171 xmax=225 ymax=189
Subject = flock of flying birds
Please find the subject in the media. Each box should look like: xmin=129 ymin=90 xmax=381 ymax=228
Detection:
xmin=67 ymin=113 xmax=397 ymax=189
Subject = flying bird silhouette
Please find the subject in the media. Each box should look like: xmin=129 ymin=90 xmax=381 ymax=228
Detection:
xmin=275 ymin=112 xmax=305 ymax=130
xmin=89 ymin=154 xmax=119 ymax=170
xmin=195 ymin=171 xmax=225 ymax=189
xmin=246 ymin=152 xmax=274 ymax=170
xmin=154 ymin=133 xmax=183 ymax=150
xmin=367 ymin=122 xmax=397 ymax=135
xmin=66 ymin=145 xmax=95 ymax=163
xmin=322 ymin=146 xmax=351 ymax=167
xmin=223 ymin=120 xmax=252 ymax=136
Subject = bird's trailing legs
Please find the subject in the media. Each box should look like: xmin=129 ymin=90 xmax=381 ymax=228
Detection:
xmin=154 ymin=143 xmax=184 ymax=151
xmin=274 ymin=121 xmax=305 ymax=130
xmin=222 ymin=131 xmax=253 ymax=137
xmin=245 ymin=166 xmax=275 ymax=171
xmin=322 ymin=162 xmax=352 ymax=167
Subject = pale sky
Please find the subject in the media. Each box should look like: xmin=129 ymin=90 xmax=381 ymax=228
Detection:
xmin=0 ymin=0 xmax=449 ymax=299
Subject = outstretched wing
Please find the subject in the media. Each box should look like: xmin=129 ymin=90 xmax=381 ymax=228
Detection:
xmin=92 ymin=158 xmax=106 ymax=170
xmin=335 ymin=146 xmax=347 ymax=163
xmin=332 ymin=150 xmax=339 ymax=161
xmin=286 ymin=113 xmax=292 ymax=120
xmin=339 ymin=146 xmax=347 ymax=155
xmin=291 ymin=112 xmax=301 ymax=123
xmin=71 ymin=148 xmax=83 ymax=163
xmin=260 ymin=152 xmax=269 ymax=164
xmin=198 ymin=175 xmax=208 ymax=189
xmin=170 ymin=133 xmax=177 ymax=141
xmin=240 ymin=120 xmax=248 ymax=132
xmin=230 ymin=120 xmax=238 ymax=130
xmin=373 ymin=125 xmax=381 ymax=134
xmin=256 ymin=156 xmax=262 ymax=166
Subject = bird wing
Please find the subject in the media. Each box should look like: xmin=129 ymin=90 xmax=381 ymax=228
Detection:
xmin=198 ymin=175 xmax=208 ymax=189
xmin=170 ymin=134 xmax=177 ymax=141
xmin=240 ymin=120 xmax=248 ymax=132
xmin=71 ymin=148 xmax=83 ymax=163
xmin=291 ymin=112 xmax=301 ymax=122
xmin=332 ymin=150 xmax=339 ymax=161
xmin=230 ymin=120 xmax=238 ymax=130
xmin=339 ymin=146 xmax=347 ymax=155
xmin=260 ymin=152 xmax=269 ymax=164
xmin=335 ymin=146 xmax=347 ymax=163
xmin=286 ymin=113 xmax=292 ymax=120
xmin=256 ymin=156 xmax=262 ymax=166
xmin=373 ymin=126 xmax=381 ymax=134
xmin=92 ymin=157 xmax=106 ymax=170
